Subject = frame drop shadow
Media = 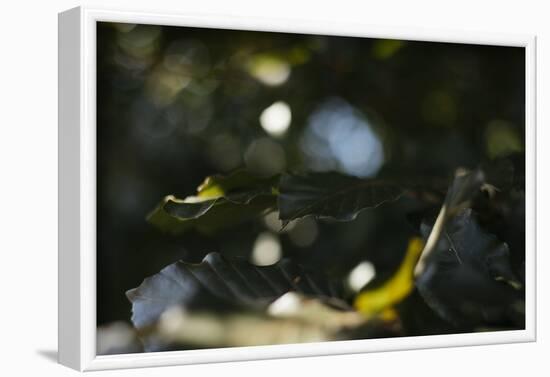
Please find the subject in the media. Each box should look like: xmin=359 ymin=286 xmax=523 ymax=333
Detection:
xmin=36 ymin=349 xmax=57 ymax=363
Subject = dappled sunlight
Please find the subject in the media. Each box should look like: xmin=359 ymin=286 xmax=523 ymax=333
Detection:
xmin=301 ymin=98 xmax=385 ymax=178
xmin=347 ymin=261 xmax=376 ymax=292
xmin=260 ymin=101 xmax=292 ymax=137
xmin=263 ymin=211 xmax=296 ymax=232
xmin=146 ymin=40 xmax=211 ymax=106
xmin=267 ymin=292 xmax=302 ymax=316
xmin=287 ymin=217 xmax=319 ymax=248
xmin=251 ymin=232 xmax=282 ymax=266
xmin=246 ymin=53 xmax=291 ymax=86
xmin=146 ymin=67 xmax=191 ymax=106
xmin=95 ymin=21 xmax=527 ymax=353
xmin=114 ymin=24 xmax=161 ymax=72
xmin=163 ymin=40 xmax=211 ymax=78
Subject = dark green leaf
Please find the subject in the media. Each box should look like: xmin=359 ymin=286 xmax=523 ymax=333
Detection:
xmin=126 ymin=252 xmax=347 ymax=350
xmin=147 ymin=195 xmax=276 ymax=235
xmin=443 ymin=168 xmax=485 ymax=214
xmin=278 ymin=172 xmax=403 ymax=224
xmin=416 ymin=209 xmax=524 ymax=327
xmin=196 ymin=170 xmax=279 ymax=203
xmin=147 ymin=171 xmax=278 ymax=235
xmin=395 ymin=288 xmax=459 ymax=336
xmin=414 ymin=167 xmax=486 ymax=276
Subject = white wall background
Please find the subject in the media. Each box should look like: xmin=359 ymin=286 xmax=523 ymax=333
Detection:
xmin=0 ymin=0 xmax=547 ymax=375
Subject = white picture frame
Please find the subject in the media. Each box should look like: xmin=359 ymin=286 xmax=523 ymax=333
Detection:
xmin=58 ymin=5 xmax=537 ymax=371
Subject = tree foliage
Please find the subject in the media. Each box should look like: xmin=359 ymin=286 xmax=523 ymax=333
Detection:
xmin=95 ymin=21 xmax=526 ymax=355
xmin=127 ymin=162 xmax=525 ymax=351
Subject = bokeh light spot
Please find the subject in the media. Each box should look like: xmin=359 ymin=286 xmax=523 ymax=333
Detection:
xmin=260 ymin=101 xmax=292 ymax=137
xmin=301 ymin=98 xmax=384 ymax=178
xmin=288 ymin=217 xmax=319 ymax=247
xmin=247 ymin=54 xmax=291 ymax=86
xmin=263 ymin=211 xmax=296 ymax=233
xmin=347 ymin=261 xmax=376 ymax=292
xmin=251 ymin=232 xmax=282 ymax=266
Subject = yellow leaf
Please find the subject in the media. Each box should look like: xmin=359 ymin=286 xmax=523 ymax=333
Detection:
xmin=197 ymin=176 xmax=225 ymax=199
xmin=354 ymin=237 xmax=424 ymax=317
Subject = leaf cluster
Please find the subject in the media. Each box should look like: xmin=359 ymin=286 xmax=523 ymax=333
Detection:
xmin=127 ymin=160 xmax=525 ymax=351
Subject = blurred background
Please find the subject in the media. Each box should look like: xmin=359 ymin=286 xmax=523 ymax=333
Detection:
xmin=96 ymin=21 xmax=525 ymax=350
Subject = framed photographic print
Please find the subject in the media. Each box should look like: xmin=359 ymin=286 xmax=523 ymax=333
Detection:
xmin=58 ymin=6 xmax=536 ymax=371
